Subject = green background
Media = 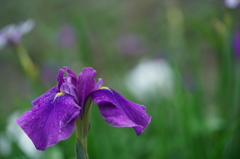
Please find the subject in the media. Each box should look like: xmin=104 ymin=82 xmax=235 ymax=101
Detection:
xmin=0 ymin=0 xmax=240 ymax=159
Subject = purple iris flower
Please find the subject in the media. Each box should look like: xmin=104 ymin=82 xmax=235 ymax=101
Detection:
xmin=0 ymin=19 xmax=35 ymax=49
xmin=56 ymin=24 xmax=76 ymax=48
xmin=116 ymin=34 xmax=145 ymax=56
xmin=16 ymin=67 xmax=151 ymax=151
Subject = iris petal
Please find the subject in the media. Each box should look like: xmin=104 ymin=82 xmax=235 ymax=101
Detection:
xmin=57 ymin=69 xmax=65 ymax=91
xmin=31 ymin=87 xmax=58 ymax=107
xmin=60 ymin=83 xmax=78 ymax=103
xmin=63 ymin=66 xmax=77 ymax=86
xmin=76 ymin=67 xmax=97 ymax=108
xmin=90 ymin=88 xmax=151 ymax=135
xmin=16 ymin=91 xmax=80 ymax=151
xmin=96 ymin=78 xmax=103 ymax=89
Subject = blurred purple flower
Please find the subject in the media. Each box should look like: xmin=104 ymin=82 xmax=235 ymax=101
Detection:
xmin=116 ymin=34 xmax=145 ymax=55
xmin=16 ymin=67 xmax=151 ymax=151
xmin=0 ymin=19 xmax=35 ymax=49
xmin=224 ymin=0 xmax=240 ymax=8
xmin=233 ymin=30 xmax=240 ymax=58
xmin=57 ymin=24 xmax=76 ymax=48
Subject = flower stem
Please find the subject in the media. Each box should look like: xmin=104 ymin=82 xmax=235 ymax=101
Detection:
xmin=75 ymin=97 xmax=93 ymax=159
xmin=13 ymin=43 xmax=38 ymax=81
xmin=12 ymin=43 xmax=44 ymax=94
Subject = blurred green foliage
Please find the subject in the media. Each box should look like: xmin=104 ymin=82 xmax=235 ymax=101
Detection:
xmin=0 ymin=0 xmax=240 ymax=159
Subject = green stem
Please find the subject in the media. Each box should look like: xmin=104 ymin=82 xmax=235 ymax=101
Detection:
xmin=13 ymin=43 xmax=38 ymax=81
xmin=12 ymin=43 xmax=44 ymax=95
xmin=75 ymin=97 xmax=93 ymax=159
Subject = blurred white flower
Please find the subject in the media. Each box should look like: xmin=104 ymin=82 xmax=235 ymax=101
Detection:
xmin=0 ymin=19 xmax=35 ymax=49
xmin=224 ymin=0 xmax=240 ymax=8
xmin=0 ymin=132 xmax=11 ymax=157
xmin=6 ymin=111 xmax=43 ymax=159
xmin=125 ymin=58 xmax=174 ymax=101
xmin=19 ymin=19 xmax=35 ymax=34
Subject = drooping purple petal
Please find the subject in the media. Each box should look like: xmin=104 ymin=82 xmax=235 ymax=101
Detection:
xmin=16 ymin=92 xmax=80 ymax=151
xmin=32 ymin=87 xmax=58 ymax=107
xmin=96 ymin=78 xmax=103 ymax=89
xmin=57 ymin=69 xmax=65 ymax=91
xmin=90 ymin=87 xmax=151 ymax=135
xmin=76 ymin=67 xmax=97 ymax=108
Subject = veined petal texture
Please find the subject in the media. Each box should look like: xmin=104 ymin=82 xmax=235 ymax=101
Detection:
xmin=31 ymin=87 xmax=57 ymax=107
xmin=60 ymin=83 xmax=78 ymax=103
xmin=16 ymin=90 xmax=80 ymax=151
xmin=90 ymin=88 xmax=151 ymax=135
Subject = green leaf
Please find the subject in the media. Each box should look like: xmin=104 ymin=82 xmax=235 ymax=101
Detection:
xmin=76 ymin=140 xmax=87 ymax=159
xmin=187 ymin=18 xmax=222 ymax=53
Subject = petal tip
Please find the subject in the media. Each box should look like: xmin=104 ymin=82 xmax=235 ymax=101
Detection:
xmin=82 ymin=67 xmax=96 ymax=74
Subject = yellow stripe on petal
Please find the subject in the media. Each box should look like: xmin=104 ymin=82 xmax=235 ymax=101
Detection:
xmin=54 ymin=92 xmax=65 ymax=101
xmin=99 ymin=86 xmax=113 ymax=93
xmin=99 ymin=86 xmax=111 ymax=91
